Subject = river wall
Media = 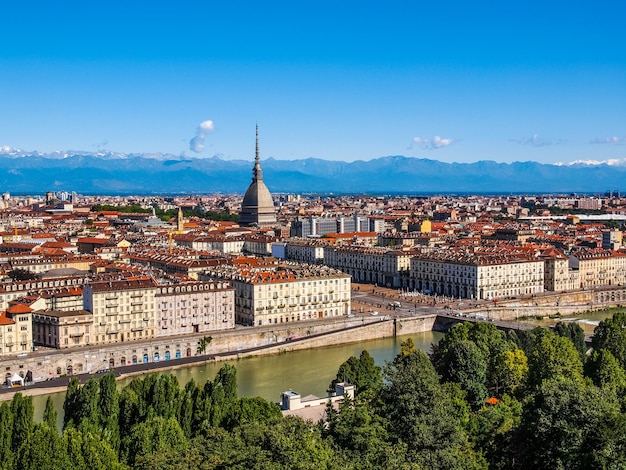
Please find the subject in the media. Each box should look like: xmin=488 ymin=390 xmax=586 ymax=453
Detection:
xmin=0 ymin=315 xmax=437 ymax=383
xmin=465 ymin=287 xmax=626 ymax=322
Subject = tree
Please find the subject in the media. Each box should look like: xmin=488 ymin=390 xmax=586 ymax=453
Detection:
xmin=585 ymin=348 xmax=626 ymax=396
xmin=492 ymin=349 xmax=528 ymax=397
xmin=123 ymin=416 xmax=189 ymax=467
xmin=399 ymin=337 xmax=417 ymax=356
xmin=526 ymin=330 xmax=584 ymax=390
xmin=517 ymin=379 xmax=626 ymax=469
xmin=43 ymin=396 xmax=58 ymax=431
xmin=554 ymin=321 xmax=587 ymax=359
xmin=0 ymin=402 xmax=14 ymax=469
xmin=592 ymin=311 xmax=626 ymax=367
xmin=442 ymin=340 xmax=488 ymax=409
xmin=382 ymin=349 xmax=486 ymax=469
xmin=471 ymin=394 xmax=522 ymax=470
xmin=328 ymin=350 xmax=382 ymax=396
xmin=196 ymin=336 xmax=212 ymax=355
xmin=10 ymin=392 xmax=34 ymax=455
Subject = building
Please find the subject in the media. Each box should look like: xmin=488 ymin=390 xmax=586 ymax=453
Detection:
xmin=239 ymin=126 xmax=277 ymax=228
xmin=323 ymin=246 xmax=412 ymax=288
xmin=32 ymin=309 xmax=93 ymax=349
xmin=200 ymin=259 xmax=351 ymax=326
xmin=410 ymin=247 xmax=545 ymax=299
xmin=0 ymin=304 xmax=33 ymax=355
xmin=154 ymin=281 xmax=235 ymax=337
xmin=568 ymin=247 xmax=626 ymax=289
xmin=82 ymin=277 xmax=157 ymax=344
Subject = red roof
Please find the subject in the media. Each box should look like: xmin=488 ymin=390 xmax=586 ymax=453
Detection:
xmin=6 ymin=304 xmax=33 ymax=314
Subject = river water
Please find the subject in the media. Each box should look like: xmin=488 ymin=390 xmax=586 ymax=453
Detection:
xmin=32 ymin=330 xmax=443 ymax=427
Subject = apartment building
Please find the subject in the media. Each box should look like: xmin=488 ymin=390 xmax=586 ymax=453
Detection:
xmin=0 ymin=304 xmax=33 ymax=355
xmin=569 ymin=247 xmax=626 ymax=288
xmin=155 ymin=281 xmax=235 ymax=336
xmin=83 ymin=277 xmax=157 ymax=344
xmin=410 ymin=248 xmax=545 ymax=299
xmin=32 ymin=309 xmax=93 ymax=349
xmin=200 ymin=260 xmax=351 ymax=326
xmin=323 ymin=246 xmax=412 ymax=288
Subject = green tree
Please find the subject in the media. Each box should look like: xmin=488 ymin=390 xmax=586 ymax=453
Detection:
xmin=471 ymin=394 xmax=522 ymax=470
xmin=585 ymin=348 xmax=626 ymax=396
xmin=527 ymin=330 xmax=584 ymax=390
xmin=383 ymin=349 xmax=486 ymax=469
xmin=328 ymin=350 xmax=382 ymax=396
xmin=10 ymin=392 xmax=34 ymax=455
xmin=196 ymin=336 xmax=212 ymax=355
xmin=0 ymin=402 xmax=14 ymax=469
xmin=554 ymin=321 xmax=587 ymax=359
xmin=592 ymin=311 xmax=626 ymax=367
xmin=43 ymin=396 xmax=58 ymax=431
xmin=21 ymin=423 xmax=69 ymax=470
xmin=518 ymin=379 xmax=626 ymax=470
xmin=123 ymin=416 xmax=189 ymax=467
xmin=224 ymin=396 xmax=282 ymax=430
xmin=442 ymin=340 xmax=488 ymax=409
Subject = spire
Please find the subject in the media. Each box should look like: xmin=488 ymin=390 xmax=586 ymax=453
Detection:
xmin=253 ymin=123 xmax=263 ymax=181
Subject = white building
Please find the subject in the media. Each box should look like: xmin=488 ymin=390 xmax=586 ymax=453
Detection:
xmin=200 ymin=259 xmax=351 ymax=326
xmin=410 ymin=247 xmax=545 ymax=300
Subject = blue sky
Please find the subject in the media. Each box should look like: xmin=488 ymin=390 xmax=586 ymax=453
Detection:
xmin=1 ymin=1 xmax=624 ymax=164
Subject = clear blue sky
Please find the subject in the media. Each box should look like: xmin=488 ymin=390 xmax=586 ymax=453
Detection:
xmin=1 ymin=1 xmax=624 ymax=164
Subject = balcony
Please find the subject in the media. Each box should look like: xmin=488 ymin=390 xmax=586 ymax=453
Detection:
xmin=131 ymin=327 xmax=144 ymax=332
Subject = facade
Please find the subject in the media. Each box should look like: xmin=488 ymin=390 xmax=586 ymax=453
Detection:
xmin=82 ymin=278 xmax=157 ymax=344
xmin=200 ymin=260 xmax=351 ymax=327
xmin=239 ymin=126 xmax=277 ymax=227
xmin=569 ymin=248 xmax=626 ymax=288
xmin=410 ymin=248 xmax=545 ymax=299
xmin=283 ymin=239 xmax=327 ymax=264
xmin=541 ymin=249 xmax=579 ymax=292
xmin=323 ymin=246 xmax=412 ymax=288
xmin=32 ymin=309 xmax=93 ymax=349
xmin=0 ymin=304 xmax=33 ymax=355
xmin=155 ymin=281 xmax=235 ymax=337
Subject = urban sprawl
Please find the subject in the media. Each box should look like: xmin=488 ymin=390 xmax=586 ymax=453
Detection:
xmin=0 ymin=150 xmax=625 ymax=384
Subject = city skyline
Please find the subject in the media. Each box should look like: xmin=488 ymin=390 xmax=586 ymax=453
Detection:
xmin=1 ymin=1 xmax=625 ymax=165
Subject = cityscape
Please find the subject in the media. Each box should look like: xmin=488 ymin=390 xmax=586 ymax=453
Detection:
xmin=0 ymin=131 xmax=625 ymax=373
xmin=2 ymin=1 xmax=626 ymax=468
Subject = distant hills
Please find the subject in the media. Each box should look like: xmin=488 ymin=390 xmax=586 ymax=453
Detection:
xmin=0 ymin=148 xmax=624 ymax=195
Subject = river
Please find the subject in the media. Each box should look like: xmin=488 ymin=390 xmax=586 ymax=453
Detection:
xmin=32 ymin=330 xmax=443 ymax=429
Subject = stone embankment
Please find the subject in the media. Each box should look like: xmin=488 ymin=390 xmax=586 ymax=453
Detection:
xmin=0 ymin=314 xmax=436 ymax=400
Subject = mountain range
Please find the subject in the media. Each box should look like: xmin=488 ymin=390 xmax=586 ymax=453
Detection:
xmin=0 ymin=148 xmax=624 ymax=195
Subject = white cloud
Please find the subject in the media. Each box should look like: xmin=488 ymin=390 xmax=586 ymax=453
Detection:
xmin=510 ymin=134 xmax=561 ymax=147
xmin=413 ymin=135 xmax=455 ymax=150
xmin=189 ymin=120 xmax=215 ymax=153
xmin=590 ymin=136 xmax=626 ymax=145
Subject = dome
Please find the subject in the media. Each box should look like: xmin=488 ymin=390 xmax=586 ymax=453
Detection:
xmin=239 ymin=126 xmax=277 ymax=227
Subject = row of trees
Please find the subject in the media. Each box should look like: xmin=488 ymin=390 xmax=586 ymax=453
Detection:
xmin=3 ymin=313 xmax=626 ymax=468
xmin=91 ymin=204 xmax=239 ymax=223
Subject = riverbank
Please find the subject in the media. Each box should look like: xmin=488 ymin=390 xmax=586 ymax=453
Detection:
xmin=0 ymin=314 xmax=437 ymax=402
